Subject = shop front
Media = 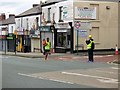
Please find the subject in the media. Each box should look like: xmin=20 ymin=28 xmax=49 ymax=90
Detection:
xmin=0 ymin=35 xmax=7 ymax=51
xmin=54 ymin=22 xmax=73 ymax=53
xmin=6 ymin=33 xmax=15 ymax=52
xmin=40 ymin=25 xmax=54 ymax=52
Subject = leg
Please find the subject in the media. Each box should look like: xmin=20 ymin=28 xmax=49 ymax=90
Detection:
xmin=91 ymin=50 xmax=94 ymax=62
xmin=43 ymin=46 xmax=45 ymax=55
xmin=88 ymin=49 xmax=91 ymax=61
xmin=45 ymin=50 xmax=49 ymax=60
xmin=45 ymin=53 xmax=48 ymax=60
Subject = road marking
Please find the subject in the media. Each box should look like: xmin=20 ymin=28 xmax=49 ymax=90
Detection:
xmin=108 ymin=55 xmax=114 ymax=56
xmin=18 ymin=73 xmax=74 ymax=84
xmin=111 ymin=67 xmax=120 ymax=69
xmin=107 ymin=61 xmax=118 ymax=65
xmin=62 ymin=72 xmax=118 ymax=83
xmin=95 ymin=70 xmax=117 ymax=74
xmin=97 ymin=79 xmax=118 ymax=83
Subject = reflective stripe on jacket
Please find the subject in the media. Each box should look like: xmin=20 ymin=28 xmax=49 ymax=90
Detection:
xmin=45 ymin=41 xmax=50 ymax=50
xmin=87 ymin=40 xmax=94 ymax=49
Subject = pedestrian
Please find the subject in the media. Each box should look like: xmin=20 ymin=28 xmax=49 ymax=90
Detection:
xmin=44 ymin=37 xmax=51 ymax=60
xmin=42 ymin=39 xmax=46 ymax=55
xmin=86 ymin=35 xmax=95 ymax=62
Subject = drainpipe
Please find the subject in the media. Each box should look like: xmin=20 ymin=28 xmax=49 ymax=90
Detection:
xmin=40 ymin=1 xmax=42 ymax=53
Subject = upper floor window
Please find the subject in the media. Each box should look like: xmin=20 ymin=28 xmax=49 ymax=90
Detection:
xmin=11 ymin=26 xmax=13 ymax=33
xmin=48 ymin=8 xmax=51 ymax=22
xmin=59 ymin=6 xmax=63 ymax=22
xmin=26 ymin=18 xmax=28 ymax=30
xmin=36 ymin=17 xmax=39 ymax=30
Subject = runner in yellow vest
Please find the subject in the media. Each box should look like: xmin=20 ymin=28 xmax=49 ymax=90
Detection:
xmin=44 ymin=37 xmax=51 ymax=60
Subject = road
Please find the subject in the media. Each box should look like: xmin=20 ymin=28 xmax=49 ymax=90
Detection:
xmin=1 ymin=55 xmax=119 ymax=89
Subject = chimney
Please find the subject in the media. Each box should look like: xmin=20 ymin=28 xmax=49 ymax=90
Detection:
xmin=33 ymin=4 xmax=39 ymax=7
xmin=0 ymin=13 xmax=6 ymax=21
xmin=9 ymin=14 xmax=15 ymax=18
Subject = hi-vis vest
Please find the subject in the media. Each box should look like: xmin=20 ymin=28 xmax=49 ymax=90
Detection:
xmin=87 ymin=40 xmax=94 ymax=49
xmin=45 ymin=41 xmax=50 ymax=50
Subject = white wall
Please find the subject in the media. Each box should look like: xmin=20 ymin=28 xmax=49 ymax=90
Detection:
xmin=8 ymin=24 xmax=15 ymax=33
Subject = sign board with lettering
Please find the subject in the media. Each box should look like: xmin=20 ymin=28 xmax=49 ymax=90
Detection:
xmin=78 ymin=30 xmax=87 ymax=37
xmin=40 ymin=26 xmax=51 ymax=32
xmin=74 ymin=7 xmax=96 ymax=19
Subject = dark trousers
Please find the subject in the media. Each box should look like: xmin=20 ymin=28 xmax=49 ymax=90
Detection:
xmin=88 ymin=49 xmax=94 ymax=62
xmin=43 ymin=46 xmax=45 ymax=54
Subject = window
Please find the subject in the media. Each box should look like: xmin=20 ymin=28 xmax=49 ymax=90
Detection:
xmin=36 ymin=17 xmax=39 ymax=30
xmin=59 ymin=6 xmax=63 ymax=22
xmin=26 ymin=18 xmax=28 ymax=30
xmin=48 ymin=8 xmax=51 ymax=22
xmin=11 ymin=26 xmax=13 ymax=33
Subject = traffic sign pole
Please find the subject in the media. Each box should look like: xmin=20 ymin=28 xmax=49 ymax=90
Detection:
xmin=77 ymin=29 xmax=78 ymax=55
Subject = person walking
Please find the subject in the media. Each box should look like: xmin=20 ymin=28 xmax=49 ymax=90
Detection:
xmin=86 ymin=35 xmax=95 ymax=62
xmin=44 ymin=37 xmax=51 ymax=60
xmin=42 ymin=39 xmax=46 ymax=55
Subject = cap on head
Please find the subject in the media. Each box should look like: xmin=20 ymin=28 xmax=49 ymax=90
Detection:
xmin=89 ymin=35 xmax=92 ymax=38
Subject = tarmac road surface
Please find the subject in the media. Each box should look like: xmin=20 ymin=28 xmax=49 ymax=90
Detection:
xmin=2 ymin=55 xmax=119 ymax=89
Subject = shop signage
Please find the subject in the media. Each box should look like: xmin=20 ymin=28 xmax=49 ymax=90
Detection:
xmin=74 ymin=7 xmax=96 ymax=19
xmin=6 ymin=34 xmax=14 ymax=40
xmin=40 ymin=26 xmax=50 ymax=32
xmin=63 ymin=5 xmax=73 ymax=21
xmin=55 ymin=23 xmax=71 ymax=29
xmin=7 ymin=37 xmax=13 ymax=40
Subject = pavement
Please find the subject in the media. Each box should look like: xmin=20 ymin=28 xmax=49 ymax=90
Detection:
xmin=0 ymin=51 xmax=119 ymax=64
xmin=0 ymin=50 xmax=116 ymax=57
xmin=0 ymin=51 xmax=67 ymax=58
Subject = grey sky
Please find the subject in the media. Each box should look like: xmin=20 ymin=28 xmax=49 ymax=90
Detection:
xmin=0 ymin=0 xmax=46 ymax=17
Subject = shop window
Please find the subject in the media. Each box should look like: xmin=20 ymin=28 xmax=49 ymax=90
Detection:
xmin=11 ymin=26 xmax=13 ymax=33
xmin=36 ymin=17 xmax=39 ymax=30
xmin=59 ymin=6 xmax=63 ymax=22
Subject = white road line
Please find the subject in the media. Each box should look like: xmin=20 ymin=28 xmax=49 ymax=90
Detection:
xmin=107 ymin=61 xmax=118 ymax=65
xmin=62 ymin=72 xmax=118 ymax=83
xmin=111 ymin=67 xmax=120 ymax=69
xmin=18 ymin=73 xmax=74 ymax=84
xmin=95 ymin=70 xmax=117 ymax=74
xmin=107 ymin=55 xmax=114 ymax=56
xmin=97 ymin=79 xmax=118 ymax=83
